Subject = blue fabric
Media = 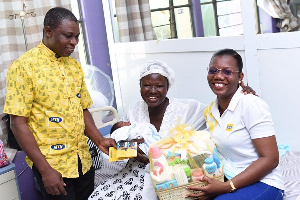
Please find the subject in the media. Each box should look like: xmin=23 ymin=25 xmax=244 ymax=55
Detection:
xmin=214 ymin=182 xmax=284 ymax=200
xmin=98 ymin=125 xmax=112 ymax=137
xmin=278 ymin=144 xmax=290 ymax=156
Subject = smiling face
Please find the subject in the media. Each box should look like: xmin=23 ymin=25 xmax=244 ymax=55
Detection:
xmin=140 ymin=73 xmax=169 ymax=108
xmin=44 ymin=19 xmax=79 ymax=57
xmin=207 ymin=55 xmax=244 ymax=102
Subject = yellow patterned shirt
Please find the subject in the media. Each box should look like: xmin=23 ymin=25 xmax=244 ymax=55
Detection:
xmin=4 ymin=42 xmax=93 ymax=178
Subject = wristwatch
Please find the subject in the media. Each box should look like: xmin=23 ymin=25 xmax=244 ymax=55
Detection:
xmin=228 ymin=179 xmax=237 ymax=193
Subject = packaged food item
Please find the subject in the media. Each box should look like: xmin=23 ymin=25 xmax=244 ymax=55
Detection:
xmin=109 ymin=141 xmax=137 ymax=162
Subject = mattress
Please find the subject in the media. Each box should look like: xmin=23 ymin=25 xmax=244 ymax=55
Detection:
xmin=279 ymin=151 xmax=300 ymax=200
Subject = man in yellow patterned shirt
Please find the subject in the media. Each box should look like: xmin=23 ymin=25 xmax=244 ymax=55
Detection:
xmin=4 ymin=7 xmax=116 ymax=200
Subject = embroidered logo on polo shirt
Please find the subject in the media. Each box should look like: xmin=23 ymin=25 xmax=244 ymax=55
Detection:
xmin=49 ymin=117 xmax=62 ymax=123
xmin=51 ymin=144 xmax=65 ymax=150
xmin=49 ymin=139 xmax=67 ymax=155
xmin=226 ymin=124 xmax=234 ymax=131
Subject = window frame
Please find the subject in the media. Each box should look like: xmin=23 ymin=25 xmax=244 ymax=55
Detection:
xmin=149 ymin=0 xmax=194 ymax=39
xmin=149 ymin=0 xmax=245 ymax=39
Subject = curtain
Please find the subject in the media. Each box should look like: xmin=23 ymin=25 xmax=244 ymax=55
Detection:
xmin=115 ymin=0 xmax=157 ymax=42
xmin=0 ymin=0 xmax=75 ymax=146
xmin=270 ymin=0 xmax=300 ymax=31
xmin=257 ymin=0 xmax=300 ymax=32
xmin=289 ymin=0 xmax=300 ymax=18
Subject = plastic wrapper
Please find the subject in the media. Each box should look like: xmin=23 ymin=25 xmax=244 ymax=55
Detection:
xmin=148 ymin=124 xmax=224 ymax=193
xmin=83 ymin=64 xmax=115 ymax=108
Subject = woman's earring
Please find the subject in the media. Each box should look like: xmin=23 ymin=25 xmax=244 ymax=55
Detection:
xmin=239 ymin=81 xmax=241 ymax=84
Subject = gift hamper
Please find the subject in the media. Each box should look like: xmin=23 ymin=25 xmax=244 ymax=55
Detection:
xmin=148 ymin=124 xmax=224 ymax=200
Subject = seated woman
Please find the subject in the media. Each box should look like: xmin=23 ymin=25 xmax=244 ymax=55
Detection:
xmin=89 ymin=60 xmax=255 ymax=200
xmin=186 ymin=49 xmax=285 ymax=199
xmin=89 ymin=60 xmax=207 ymax=200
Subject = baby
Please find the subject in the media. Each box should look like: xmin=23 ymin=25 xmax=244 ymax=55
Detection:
xmin=110 ymin=121 xmax=162 ymax=156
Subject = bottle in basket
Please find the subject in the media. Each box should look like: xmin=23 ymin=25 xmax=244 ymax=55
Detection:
xmin=149 ymin=145 xmax=173 ymax=186
xmin=203 ymin=157 xmax=217 ymax=177
xmin=149 ymin=145 xmax=168 ymax=175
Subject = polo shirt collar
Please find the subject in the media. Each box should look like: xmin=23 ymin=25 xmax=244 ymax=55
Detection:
xmin=227 ymin=86 xmax=243 ymax=112
xmin=212 ymin=86 xmax=243 ymax=117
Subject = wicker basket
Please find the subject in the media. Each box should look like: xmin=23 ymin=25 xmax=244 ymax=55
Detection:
xmin=155 ymin=175 xmax=224 ymax=200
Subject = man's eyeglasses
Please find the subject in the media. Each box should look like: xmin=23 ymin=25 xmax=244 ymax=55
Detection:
xmin=207 ymin=67 xmax=240 ymax=76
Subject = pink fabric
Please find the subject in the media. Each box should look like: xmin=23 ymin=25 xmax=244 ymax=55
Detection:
xmin=0 ymin=139 xmax=10 ymax=167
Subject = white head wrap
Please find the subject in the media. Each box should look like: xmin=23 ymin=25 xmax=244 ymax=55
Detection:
xmin=140 ymin=60 xmax=175 ymax=88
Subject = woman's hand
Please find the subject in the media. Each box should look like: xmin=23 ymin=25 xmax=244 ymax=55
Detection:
xmin=186 ymin=176 xmax=230 ymax=199
xmin=240 ymin=81 xmax=257 ymax=96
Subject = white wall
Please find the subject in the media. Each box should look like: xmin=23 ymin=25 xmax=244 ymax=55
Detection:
xmin=258 ymin=47 xmax=300 ymax=152
xmin=103 ymin=0 xmax=300 ymax=151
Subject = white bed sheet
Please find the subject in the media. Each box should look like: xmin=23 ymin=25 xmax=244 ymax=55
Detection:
xmin=279 ymin=151 xmax=300 ymax=200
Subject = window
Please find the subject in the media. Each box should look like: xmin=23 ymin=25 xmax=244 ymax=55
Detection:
xmin=111 ymin=0 xmax=247 ymax=41
xmin=201 ymin=0 xmax=243 ymax=37
xmin=149 ymin=0 xmax=194 ymax=39
xmin=149 ymin=0 xmax=244 ymax=40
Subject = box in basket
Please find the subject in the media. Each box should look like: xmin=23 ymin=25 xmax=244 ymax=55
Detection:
xmin=148 ymin=124 xmax=224 ymax=198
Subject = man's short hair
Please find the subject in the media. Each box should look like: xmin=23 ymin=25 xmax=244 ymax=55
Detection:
xmin=44 ymin=7 xmax=78 ymax=30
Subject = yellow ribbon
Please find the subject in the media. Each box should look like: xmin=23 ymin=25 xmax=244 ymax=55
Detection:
xmin=149 ymin=124 xmax=201 ymax=159
xmin=169 ymin=124 xmax=196 ymax=149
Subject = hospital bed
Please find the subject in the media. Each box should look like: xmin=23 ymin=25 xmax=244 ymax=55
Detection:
xmin=11 ymin=106 xmax=300 ymax=199
xmin=88 ymin=106 xmax=300 ymax=199
xmin=88 ymin=108 xmax=300 ymax=199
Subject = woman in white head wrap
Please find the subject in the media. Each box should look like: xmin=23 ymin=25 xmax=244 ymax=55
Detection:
xmin=133 ymin=60 xmax=207 ymax=135
xmin=139 ymin=60 xmax=175 ymax=88
xmin=90 ymin=60 xmax=207 ymax=200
